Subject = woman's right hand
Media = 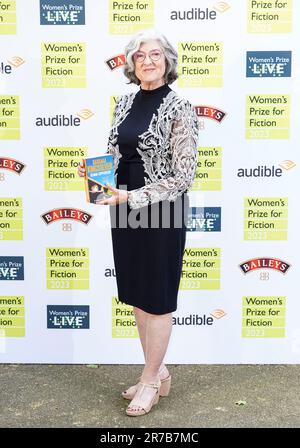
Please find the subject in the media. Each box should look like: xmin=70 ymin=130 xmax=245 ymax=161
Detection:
xmin=77 ymin=159 xmax=86 ymax=177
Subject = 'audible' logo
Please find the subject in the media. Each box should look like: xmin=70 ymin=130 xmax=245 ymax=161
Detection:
xmin=237 ymin=161 xmax=296 ymax=178
xmin=170 ymin=2 xmax=231 ymax=21
xmin=0 ymin=56 xmax=25 ymax=75
xmin=35 ymin=109 xmax=94 ymax=127
xmin=172 ymin=309 xmax=227 ymax=326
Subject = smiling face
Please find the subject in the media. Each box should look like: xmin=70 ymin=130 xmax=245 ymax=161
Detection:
xmin=133 ymin=39 xmax=166 ymax=89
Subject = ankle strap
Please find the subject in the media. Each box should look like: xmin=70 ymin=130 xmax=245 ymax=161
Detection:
xmin=139 ymin=380 xmax=161 ymax=389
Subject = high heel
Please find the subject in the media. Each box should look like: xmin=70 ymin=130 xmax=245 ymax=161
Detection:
xmin=125 ymin=379 xmax=161 ymax=417
xmin=159 ymin=374 xmax=171 ymax=396
xmin=122 ymin=374 xmax=172 ymax=400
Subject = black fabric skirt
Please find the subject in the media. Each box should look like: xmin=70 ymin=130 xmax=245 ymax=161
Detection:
xmin=109 ymin=192 xmax=189 ymax=315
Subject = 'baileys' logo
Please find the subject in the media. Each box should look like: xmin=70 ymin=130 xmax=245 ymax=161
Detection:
xmin=41 ymin=208 xmax=92 ymax=225
xmin=105 ymin=54 xmax=125 ymax=71
xmin=239 ymin=257 xmax=290 ymax=274
xmin=0 ymin=157 xmax=26 ymax=174
xmin=195 ymin=106 xmax=226 ymax=123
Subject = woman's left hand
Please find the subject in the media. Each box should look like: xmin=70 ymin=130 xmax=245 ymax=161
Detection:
xmin=96 ymin=184 xmax=129 ymax=206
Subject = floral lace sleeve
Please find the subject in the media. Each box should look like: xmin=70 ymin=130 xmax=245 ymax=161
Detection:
xmin=127 ymin=99 xmax=199 ymax=210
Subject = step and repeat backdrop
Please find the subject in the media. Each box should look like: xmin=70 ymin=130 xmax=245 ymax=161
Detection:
xmin=0 ymin=0 xmax=300 ymax=363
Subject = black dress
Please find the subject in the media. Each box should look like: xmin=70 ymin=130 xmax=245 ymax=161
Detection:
xmin=109 ymin=83 xmax=189 ymax=315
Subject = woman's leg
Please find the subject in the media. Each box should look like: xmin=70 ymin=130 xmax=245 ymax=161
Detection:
xmin=127 ymin=309 xmax=173 ymax=412
xmin=133 ymin=306 xmax=148 ymax=360
xmin=133 ymin=307 xmax=170 ymax=377
xmin=141 ymin=311 xmax=173 ymax=382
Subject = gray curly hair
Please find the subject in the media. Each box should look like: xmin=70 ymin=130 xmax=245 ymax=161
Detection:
xmin=123 ymin=29 xmax=178 ymax=85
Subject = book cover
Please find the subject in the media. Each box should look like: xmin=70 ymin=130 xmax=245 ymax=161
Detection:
xmin=83 ymin=154 xmax=115 ymax=204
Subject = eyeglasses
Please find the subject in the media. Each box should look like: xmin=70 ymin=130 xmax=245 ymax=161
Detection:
xmin=133 ymin=50 xmax=163 ymax=63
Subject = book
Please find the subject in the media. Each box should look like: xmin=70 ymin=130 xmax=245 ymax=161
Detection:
xmin=83 ymin=154 xmax=115 ymax=204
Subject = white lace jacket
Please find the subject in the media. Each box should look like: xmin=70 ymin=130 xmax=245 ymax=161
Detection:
xmin=107 ymin=89 xmax=200 ymax=210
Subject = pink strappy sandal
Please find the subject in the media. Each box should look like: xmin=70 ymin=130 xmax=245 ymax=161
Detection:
xmin=122 ymin=374 xmax=171 ymax=400
xmin=125 ymin=379 xmax=161 ymax=417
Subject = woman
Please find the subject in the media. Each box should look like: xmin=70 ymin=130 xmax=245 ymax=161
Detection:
xmin=78 ymin=29 xmax=199 ymax=417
